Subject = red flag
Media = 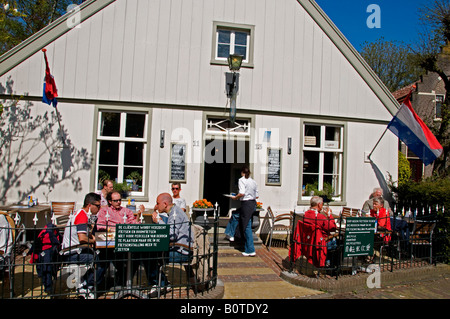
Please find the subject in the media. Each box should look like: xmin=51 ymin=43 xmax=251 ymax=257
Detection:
xmin=42 ymin=49 xmax=58 ymax=106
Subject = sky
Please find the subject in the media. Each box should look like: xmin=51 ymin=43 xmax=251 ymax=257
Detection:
xmin=315 ymin=0 xmax=433 ymax=51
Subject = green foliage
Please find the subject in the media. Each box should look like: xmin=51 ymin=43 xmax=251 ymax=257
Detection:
xmin=305 ymin=181 xmax=335 ymax=202
xmin=113 ymin=181 xmax=131 ymax=193
xmin=398 ymin=151 xmax=412 ymax=186
xmin=0 ymin=0 xmax=85 ymax=55
xmin=126 ymin=171 xmax=142 ymax=184
xmin=359 ymin=37 xmax=424 ymax=92
xmin=97 ymin=169 xmax=110 ymax=187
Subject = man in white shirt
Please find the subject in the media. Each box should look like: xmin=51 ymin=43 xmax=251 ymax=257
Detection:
xmin=171 ymin=182 xmax=187 ymax=212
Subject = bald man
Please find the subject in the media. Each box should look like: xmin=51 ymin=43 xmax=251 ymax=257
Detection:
xmin=146 ymin=193 xmax=193 ymax=297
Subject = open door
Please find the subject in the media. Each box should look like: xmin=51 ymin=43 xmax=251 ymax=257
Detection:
xmin=203 ymin=138 xmax=249 ymax=216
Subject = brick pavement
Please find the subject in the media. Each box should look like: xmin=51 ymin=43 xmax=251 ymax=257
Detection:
xmin=214 ymin=245 xmax=450 ymax=300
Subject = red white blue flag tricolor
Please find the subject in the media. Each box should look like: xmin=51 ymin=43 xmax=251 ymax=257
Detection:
xmin=387 ymin=93 xmax=443 ymax=166
xmin=42 ymin=49 xmax=58 ymax=107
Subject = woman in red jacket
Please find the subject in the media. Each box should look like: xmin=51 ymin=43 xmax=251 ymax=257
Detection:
xmin=370 ymin=196 xmax=391 ymax=243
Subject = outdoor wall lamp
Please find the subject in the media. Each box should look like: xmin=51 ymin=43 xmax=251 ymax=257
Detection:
xmin=225 ymin=54 xmax=243 ymax=98
xmin=225 ymin=54 xmax=243 ymax=123
xmin=287 ymin=137 xmax=292 ymax=155
xmin=160 ymin=130 xmax=165 ymax=148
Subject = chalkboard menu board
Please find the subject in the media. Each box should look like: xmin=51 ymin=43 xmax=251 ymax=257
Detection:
xmin=115 ymin=224 xmax=170 ymax=252
xmin=170 ymin=143 xmax=186 ymax=182
xmin=343 ymin=217 xmax=376 ymax=257
xmin=266 ymin=148 xmax=282 ymax=185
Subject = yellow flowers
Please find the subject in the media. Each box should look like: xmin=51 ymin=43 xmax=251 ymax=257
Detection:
xmin=192 ymin=199 xmax=213 ymax=209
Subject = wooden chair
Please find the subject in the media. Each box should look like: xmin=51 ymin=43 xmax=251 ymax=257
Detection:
xmin=51 ymin=201 xmax=76 ymax=228
xmin=340 ymin=207 xmax=360 ymax=218
xmin=265 ymin=206 xmax=293 ymax=250
xmin=410 ymin=219 xmax=436 ymax=264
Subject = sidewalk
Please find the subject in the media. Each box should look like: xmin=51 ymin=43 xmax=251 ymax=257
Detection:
xmin=212 ymin=245 xmax=450 ymax=299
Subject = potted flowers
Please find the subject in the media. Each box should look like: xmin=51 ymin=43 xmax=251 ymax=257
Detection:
xmin=192 ymin=199 xmax=213 ymax=209
xmin=191 ymin=199 xmax=214 ymax=229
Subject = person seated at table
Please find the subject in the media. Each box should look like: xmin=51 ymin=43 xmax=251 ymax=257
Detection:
xmin=144 ymin=193 xmax=194 ymax=298
xmin=303 ymin=196 xmax=337 ymax=268
xmin=370 ymin=196 xmax=392 ymax=243
xmin=60 ymin=192 xmax=104 ymax=299
xmin=96 ymin=179 xmax=114 ymax=207
xmin=96 ymin=191 xmax=141 ymax=230
xmin=95 ymin=191 xmax=143 ymax=287
xmin=171 ymin=182 xmax=187 ymax=213
xmin=362 ymin=187 xmax=391 ymax=215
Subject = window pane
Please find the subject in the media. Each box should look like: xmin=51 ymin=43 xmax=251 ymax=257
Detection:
xmin=124 ymin=167 xmax=143 ymax=191
xmin=303 ymin=151 xmax=319 ymax=173
xmin=124 ymin=142 xmax=143 ymax=166
xmin=323 ymin=175 xmax=338 ymax=196
xmin=100 ymin=112 xmax=120 ymax=137
xmin=125 ymin=113 xmax=145 ymax=138
xmin=218 ymin=44 xmax=230 ymax=58
xmin=324 ymin=152 xmax=339 ymax=174
xmin=98 ymin=166 xmax=118 ymax=186
xmin=99 ymin=141 xmax=119 ymax=165
xmin=304 ymin=125 xmax=320 ymax=147
xmin=235 ymin=32 xmax=248 ymax=45
xmin=302 ymin=174 xmax=319 ymax=196
xmin=234 ymin=45 xmax=247 ymax=60
xmin=218 ymin=30 xmax=231 ymax=44
xmin=325 ymin=126 xmax=340 ymax=148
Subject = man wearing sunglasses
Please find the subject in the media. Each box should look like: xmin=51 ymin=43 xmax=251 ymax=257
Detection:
xmin=61 ymin=192 xmax=103 ymax=298
xmin=171 ymin=182 xmax=186 ymax=213
xmin=96 ymin=190 xmax=139 ymax=230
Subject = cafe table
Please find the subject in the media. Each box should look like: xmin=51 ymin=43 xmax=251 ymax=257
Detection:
xmin=0 ymin=204 xmax=51 ymax=229
xmin=95 ymin=230 xmax=148 ymax=299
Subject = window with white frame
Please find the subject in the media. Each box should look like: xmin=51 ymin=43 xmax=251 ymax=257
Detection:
xmin=211 ymin=22 xmax=254 ymax=68
xmin=301 ymin=123 xmax=343 ymax=201
xmin=96 ymin=110 xmax=148 ymax=196
xmin=435 ymin=94 xmax=444 ymax=119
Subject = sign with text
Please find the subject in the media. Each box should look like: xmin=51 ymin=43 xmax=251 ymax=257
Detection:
xmin=343 ymin=217 xmax=375 ymax=257
xmin=266 ymin=147 xmax=282 ymax=185
xmin=170 ymin=143 xmax=186 ymax=182
xmin=115 ymin=224 xmax=170 ymax=252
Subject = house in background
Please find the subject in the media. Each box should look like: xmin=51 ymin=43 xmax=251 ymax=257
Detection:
xmin=393 ymin=45 xmax=450 ymax=181
xmin=0 ymin=0 xmax=399 ymax=213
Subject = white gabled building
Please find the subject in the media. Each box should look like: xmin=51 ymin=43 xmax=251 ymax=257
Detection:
xmin=0 ymin=0 xmax=399 ymax=214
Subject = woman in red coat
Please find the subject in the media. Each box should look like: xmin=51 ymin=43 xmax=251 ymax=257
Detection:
xmin=300 ymin=196 xmax=337 ymax=268
xmin=370 ymin=196 xmax=391 ymax=243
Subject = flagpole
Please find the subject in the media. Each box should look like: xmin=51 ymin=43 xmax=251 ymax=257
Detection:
xmin=367 ymin=126 xmax=389 ymax=161
xmin=368 ymin=86 xmax=416 ymax=161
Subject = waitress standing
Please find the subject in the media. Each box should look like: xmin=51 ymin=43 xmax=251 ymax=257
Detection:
xmin=232 ymin=166 xmax=259 ymax=257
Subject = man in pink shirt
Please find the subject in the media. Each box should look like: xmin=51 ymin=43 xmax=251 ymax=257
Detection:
xmin=95 ymin=190 xmax=142 ymax=288
xmin=96 ymin=191 xmax=140 ymax=230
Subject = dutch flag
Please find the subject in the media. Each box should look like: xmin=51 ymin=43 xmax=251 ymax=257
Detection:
xmin=42 ymin=49 xmax=58 ymax=107
xmin=387 ymin=92 xmax=443 ymax=166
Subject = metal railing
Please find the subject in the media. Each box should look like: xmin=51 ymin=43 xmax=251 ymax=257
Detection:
xmin=0 ymin=210 xmax=219 ymax=299
xmin=287 ymin=209 xmax=447 ymax=279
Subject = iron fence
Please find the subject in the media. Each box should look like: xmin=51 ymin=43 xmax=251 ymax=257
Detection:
xmin=287 ymin=209 xmax=447 ymax=279
xmin=0 ymin=211 xmax=219 ymax=299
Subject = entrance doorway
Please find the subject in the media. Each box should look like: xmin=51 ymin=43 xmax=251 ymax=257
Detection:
xmin=203 ymin=138 xmax=249 ymax=216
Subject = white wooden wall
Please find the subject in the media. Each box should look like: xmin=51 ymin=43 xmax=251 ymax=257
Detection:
xmin=0 ymin=0 xmax=398 ymax=209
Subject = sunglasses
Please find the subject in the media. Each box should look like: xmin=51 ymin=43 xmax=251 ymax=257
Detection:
xmin=172 ymin=188 xmax=180 ymax=190
xmin=92 ymin=204 xmax=101 ymax=208
xmin=111 ymin=199 xmax=121 ymax=202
